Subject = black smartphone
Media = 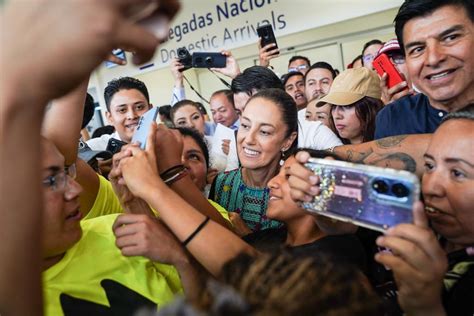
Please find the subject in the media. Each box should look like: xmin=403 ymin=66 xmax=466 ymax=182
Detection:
xmin=106 ymin=138 xmax=127 ymax=155
xmin=192 ymin=52 xmax=226 ymax=68
xmin=257 ymin=24 xmax=279 ymax=55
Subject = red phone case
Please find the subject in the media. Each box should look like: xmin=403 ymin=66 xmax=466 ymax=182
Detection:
xmin=373 ymin=53 xmax=405 ymax=89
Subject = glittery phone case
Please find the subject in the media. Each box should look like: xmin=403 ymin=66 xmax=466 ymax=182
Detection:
xmin=301 ymin=158 xmax=420 ymax=233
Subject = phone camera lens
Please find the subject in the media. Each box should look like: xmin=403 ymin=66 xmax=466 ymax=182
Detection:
xmin=205 ymin=56 xmax=213 ymax=65
xmin=372 ymin=179 xmax=389 ymax=194
xmin=392 ymin=183 xmax=409 ymax=198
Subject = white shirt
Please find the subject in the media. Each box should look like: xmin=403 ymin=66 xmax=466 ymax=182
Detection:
xmin=297 ymin=119 xmax=342 ymax=150
xmin=86 ymin=131 xmax=122 ymax=152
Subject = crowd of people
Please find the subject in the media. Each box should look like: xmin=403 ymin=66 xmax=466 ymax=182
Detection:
xmin=1 ymin=0 xmax=473 ymax=315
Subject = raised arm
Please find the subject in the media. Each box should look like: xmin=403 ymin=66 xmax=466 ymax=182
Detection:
xmin=117 ymin=127 xmax=256 ymax=276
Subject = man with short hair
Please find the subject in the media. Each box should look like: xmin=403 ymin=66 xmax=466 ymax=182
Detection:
xmin=288 ymin=55 xmax=311 ymax=75
xmin=230 ymin=66 xmax=341 ymax=150
xmin=87 ymin=77 xmax=152 ymax=151
xmin=304 ymin=62 xmax=337 ymax=101
xmin=282 ymin=72 xmax=308 ymax=111
xmin=209 ymin=89 xmax=240 ymax=130
xmin=375 ymin=0 xmax=474 ymax=139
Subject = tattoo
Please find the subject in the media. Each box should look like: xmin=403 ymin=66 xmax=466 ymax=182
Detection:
xmin=375 ymin=135 xmax=408 ymax=149
xmin=345 ymin=148 xmax=374 ymax=163
xmin=371 ymin=152 xmax=417 ymax=173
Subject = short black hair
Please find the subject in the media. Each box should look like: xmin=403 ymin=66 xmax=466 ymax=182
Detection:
xmin=170 ymin=100 xmax=201 ymax=123
xmin=158 ymin=105 xmax=172 ymax=121
xmin=175 ymin=127 xmax=210 ymax=169
xmin=281 ymin=71 xmax=304 ymax=87
xmin=288 ymin=55 xmax=311 ymax=67
xmin=91 ymin=125 xmax=115 ymax=138
xmin=231 ymin=66 xmax=284 ymax=96
xmin=305 ymin=62 xmax=337 ymax=81
xmin=82 ymin=93 xmax=95 ymax=129
xmin=394 ymin=0 xmax=474 ymax=52
xmin=103 ymin=77 xmax=150 ymax=111
xmin=361 ymin=39 xmax=383 ymax=64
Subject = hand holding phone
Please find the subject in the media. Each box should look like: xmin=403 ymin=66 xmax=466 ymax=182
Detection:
xmin=257 ymin=24 xmax=279 ymax=56
xmin=373 ymin=53 xmax=406 ymax=89
xmin=301 ymin=158 xmax=420 ymax=232
xmin=131 ymin=107 xmax=159 ymax=149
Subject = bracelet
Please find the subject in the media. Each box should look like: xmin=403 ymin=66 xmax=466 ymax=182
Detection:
xmin=160 ymin=164 xmax=185 ymax=180
xmin=182 ymin=217 xmax=210 ymax=247
xmin=163 ymin=167 xmax=188 ymax=185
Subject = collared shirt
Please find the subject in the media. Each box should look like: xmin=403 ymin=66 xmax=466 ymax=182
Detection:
xmin=375 ymin=94 xmax=447 ymax=139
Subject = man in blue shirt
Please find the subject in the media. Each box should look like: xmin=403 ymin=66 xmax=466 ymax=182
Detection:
xmin=375 ymin=0 xmax=474 ymax=139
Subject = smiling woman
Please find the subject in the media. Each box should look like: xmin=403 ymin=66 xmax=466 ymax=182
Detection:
xmin=210 ymin=88 xmax=298 ymax=234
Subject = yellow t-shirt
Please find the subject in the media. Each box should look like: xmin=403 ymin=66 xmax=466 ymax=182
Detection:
xmin=42 ymin=214 xmax=183 ymax=316
xmin=82 ymin=175 xmax=123 ymax=220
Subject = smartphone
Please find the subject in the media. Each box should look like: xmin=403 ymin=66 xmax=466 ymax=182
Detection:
xmin=257 ymin=24 xmax=279 ymax=55
xmin=106 ymin=138 xmax=128 ymax=155
xmin=131 ymin=107 xmax=159 ymax=149
xmin=192 ymin=52 xmax=226 ymax=68
xmin=373 ymin=53 xmax=406 ymax=89
xmin=301 ymin=158 xmax=420 ymax=233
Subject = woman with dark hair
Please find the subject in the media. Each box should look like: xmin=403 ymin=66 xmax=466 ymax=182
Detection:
xmin=317 ymin=67 xmax=383 ymax=144
xmin=210 ymin=88 xmax=298 ymax=235
xmin=170 ymin=100 xmax=207 ymax=136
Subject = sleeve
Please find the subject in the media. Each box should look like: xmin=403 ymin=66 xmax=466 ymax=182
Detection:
xmin=170 ymin=86 xmax=186 ymax=106
xmin=207 ymin=199 xmax=231 ymax=223
xmin=82 ymin=175 xmax=123 ymax=220
xmin=298 ymin=120 xmax=342 ymax=150
xmin=374 ymin=107 xmax=390 ymax=140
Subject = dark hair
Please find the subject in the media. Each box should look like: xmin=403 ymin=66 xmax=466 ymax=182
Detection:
xmin=395 ymin=0 xmax=474 ymax=52
xmin=288 ymin=55 xmax=311 ymax=67
xmin=281 ymin=71 xmax=304 ymax=87
xmin=104 ymin=77 xmax=150 ymax=111
xmin=216 ymin=252 xmax=382 ymax=315
xmin=158 ymin=105 xmax=172 ymax=121
xmin=175 ymin=127 xmax=210 ymax=170
xmin=195 ymin=102 xmax=208 ymax=116
xmin=248 ymin=88 xmax=298 ymax=153
xmin=211 ymin=89 xmax=235 ymax=107
xmin=361 ymin=39 xmax=383 ymax=63
xmin=349 ymin=55 xmax=363 ymax=68
xmin=231 ymin=66 xmax=284 ymax=96
xmin=91 ymin=125 xmax=115 ymax=138
xmin=82 ymin=93 xmax=95 ymax=129
xmin=305 ymin=62 xmax=337 ymax=81
xmin=170 ymin=100 xmax=202 ymax=123
xmin=331 ymin=97 xmax=383 ymax=144
xmin=443 ymin=103 xmax=474 ymax=123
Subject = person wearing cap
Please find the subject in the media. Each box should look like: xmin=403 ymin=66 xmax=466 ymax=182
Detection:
xmin=375 ymin=39 xmax=415 ymax=105
xmin=317 ymin=68 xmax=383 ymax=144
xmin=375 ymin=0 xmax=474 ymax=139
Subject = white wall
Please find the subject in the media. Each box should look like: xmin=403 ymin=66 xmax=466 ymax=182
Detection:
xmin=89 ymin=5 xmax=400 ymax=124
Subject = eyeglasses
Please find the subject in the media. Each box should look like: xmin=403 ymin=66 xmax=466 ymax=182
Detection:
xmin=288 ymin=64 xmax=308 ymax=73
xmin=42 ymin=163 xmax=77 ymax=191
xmin=363 ymin=54 xmax=375 ymax=63
xmin=388 ymin=53 xmax=406 ymax=65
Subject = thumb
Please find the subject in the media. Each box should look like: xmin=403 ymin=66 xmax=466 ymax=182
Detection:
xmin=413 ymin=201 xmax=429 ymax=228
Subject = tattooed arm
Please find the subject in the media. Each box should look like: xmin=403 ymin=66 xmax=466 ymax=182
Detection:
xmin=288 ymin=134 xmax=432 ymax=203
xmin=333 ymin=134 xmax=432 ymax=177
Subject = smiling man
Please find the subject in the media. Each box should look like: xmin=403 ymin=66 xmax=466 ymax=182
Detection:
xmin=375 ymin=0 xmax=474 ymax=139
xmin=282 ymin=72 xmax=308 ymax=112
xmin=87 ymin=77 xmax=152 ymax=151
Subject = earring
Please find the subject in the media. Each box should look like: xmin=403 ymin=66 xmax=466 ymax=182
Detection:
xmin=279 ymin=149 xmax=286 ymax=166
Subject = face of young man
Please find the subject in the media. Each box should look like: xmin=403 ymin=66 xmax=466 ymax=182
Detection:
xmin=284 ymin=74 xmax=307 ymax=110
xmin=210 ymin=93 xmax=239 ymax=128
xmin=288 ymin=58 xmax=310 ymax=75
xmin=105 ymin=89 xmax=152 ymax=143
xmin=403 ymin=5 xmax=474 ymax=111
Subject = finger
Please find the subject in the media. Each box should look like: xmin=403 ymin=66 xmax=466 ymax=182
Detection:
xmin=263 ymin=43 xmax=276 ymax=51
xmin=376 ymin=234 xmax=432 ymax=271
xmin=106 ymin=53 xmax=127 ymax=65
xmin=374 ymin=251 xmax=419 ymax=277
xmin=120 ymin=245 xmax=144 ymax=257
xmin=114 ymin=20 xmax=159 ymax=65
xmin=387 ymin=81 xmax=408 ymax=94
xmin=113 ymin=213 xmax=141 ymax=230
xmin=413 ymin=201 xmax=429 ymax=228
xmin=145 ymin=121 xmax=157 ymax=154
xmin=392 ymin=88 xmax=412 ymax=101
xmin=295 ymin=151 xmax=311 ymax=164
xmin=380 ymin=72 xmax=388 ymax=84
xmin=266 ymin=48 xmax=280 ymax=56
xmin=115 ymin=235 xmax=139 ymax=249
